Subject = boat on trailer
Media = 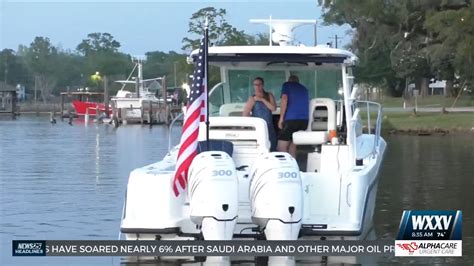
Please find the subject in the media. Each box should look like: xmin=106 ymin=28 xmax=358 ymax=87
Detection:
xmin=120 ymin=19 xmax=386 ymax=264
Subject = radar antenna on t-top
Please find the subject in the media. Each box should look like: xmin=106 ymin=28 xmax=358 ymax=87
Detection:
xmin=250 ymin=17 xmax=317 ymax=46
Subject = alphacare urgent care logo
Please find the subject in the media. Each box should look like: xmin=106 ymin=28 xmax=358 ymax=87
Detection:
xmin=395 ymin=210 xmax=462 ymax=257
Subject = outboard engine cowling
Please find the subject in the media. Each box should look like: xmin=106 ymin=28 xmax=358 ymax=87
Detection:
xmin=188 ymin=151 xmax=238 ymax=240
xmin=249 ymin=152 xmax=303 ymax=240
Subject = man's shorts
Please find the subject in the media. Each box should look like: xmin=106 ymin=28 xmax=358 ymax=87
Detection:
xmin=278 ymin=119 xmax=308 ymax=141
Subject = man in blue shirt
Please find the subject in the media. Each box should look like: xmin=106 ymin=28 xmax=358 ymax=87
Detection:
xmin=277 ymin=75 xmax=309 ymax=157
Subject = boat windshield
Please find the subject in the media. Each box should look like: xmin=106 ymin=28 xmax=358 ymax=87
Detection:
xmin=209 ymin=68 xmax=343 ymax=117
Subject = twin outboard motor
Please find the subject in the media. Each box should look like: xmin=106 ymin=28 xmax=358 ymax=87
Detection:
xmin=249 ymin=152 xmax=303 ymax=240
xmin=188 ymin=151 xmax=238 ymax=240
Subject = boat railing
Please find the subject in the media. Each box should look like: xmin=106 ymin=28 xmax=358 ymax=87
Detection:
xmin=209 ymin=82 xmax=225 ymax=97
xmin=167 ymin=82 xmax=224 ymax=153
xmin=353 ymin=100 xmax=383 ymax=159
xmin=168 ymin=111 xmax=184 ymax=154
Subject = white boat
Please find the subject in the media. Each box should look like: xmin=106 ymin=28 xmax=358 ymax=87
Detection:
xmin=120 ymin=19 xmax=386 ymax=262
xmin=110 ymin=58 xmax=166 ymax=124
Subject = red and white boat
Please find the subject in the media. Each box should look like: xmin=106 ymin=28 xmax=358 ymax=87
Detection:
xmin=72 ymin=100 xmax=111 ymax=116
xmin=70 ymin=58 xmax=165 ymax=121
xmin=67 ymin=91 xmax=112 ymax=117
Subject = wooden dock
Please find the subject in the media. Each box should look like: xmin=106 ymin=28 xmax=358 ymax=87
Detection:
xmin=0 ymin=82 xmax=18 ymax=118
xmin=110 ymin=100 xmax=182 ymax=126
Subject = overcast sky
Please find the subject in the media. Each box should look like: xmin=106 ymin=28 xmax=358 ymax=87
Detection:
xmin=0 ymin=0 xmax=352 ymax=55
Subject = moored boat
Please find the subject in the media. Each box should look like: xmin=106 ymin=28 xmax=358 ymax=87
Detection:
xmin=110 ymin=58 xmax=166 ymax=124
xmin=72 ymin=100 xmax=109 ymax=116
xmin=66 ymin=91 xmax=112 ymax=117
xmin=120 ymin=19 xmax=387 ymax=264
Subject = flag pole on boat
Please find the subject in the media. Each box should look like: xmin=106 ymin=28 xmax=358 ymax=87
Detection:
xmin=204 ymin=17 xmax=210 ymax=151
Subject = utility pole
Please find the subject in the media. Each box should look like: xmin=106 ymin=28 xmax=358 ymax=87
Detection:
xmin=34 ymin=75 xmax=38 ymax=116
xmin=314 ymin=21 xmax=318 ymax=46
xmin=4 ymin=56 xmax=7 ymax=84
xmin=329 ymin=34 xmax=340 ymax=48
xmin=34 ymin=75 xmax=37 ymax=103
xmin=174 ymin=61 xmax=178 ymax=87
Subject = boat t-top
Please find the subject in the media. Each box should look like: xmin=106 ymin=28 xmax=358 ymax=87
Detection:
xmin=120 ymin=18 xmax=386 ymax=264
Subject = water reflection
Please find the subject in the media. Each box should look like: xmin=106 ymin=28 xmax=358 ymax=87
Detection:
xmin=0 ymin=116 xmax=473 ymax=265
xmin=95 ymin=131 xmax=101 ymax=184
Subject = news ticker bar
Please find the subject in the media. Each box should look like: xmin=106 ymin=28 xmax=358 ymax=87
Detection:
xmin=13 ymin=240 xmax=396 ymax=257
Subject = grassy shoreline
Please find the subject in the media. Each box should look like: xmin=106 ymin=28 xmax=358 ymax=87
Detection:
xmin=381 ymin=112 xmax=474 ymax=135
xmin=377 ymin=95 xmax=474 ymax=108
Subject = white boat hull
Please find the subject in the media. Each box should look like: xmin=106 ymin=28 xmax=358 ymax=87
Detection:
xmin=109 ymin=95 xmax=170 ymax=124
xmin=120 ymin=116 xmax=386 ymax=242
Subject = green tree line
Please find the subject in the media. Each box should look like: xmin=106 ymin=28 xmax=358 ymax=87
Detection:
xmin=319 ymin=0 xmax=474 ymax=97
xmin=0 ymin=7 xmax=268 ymax=102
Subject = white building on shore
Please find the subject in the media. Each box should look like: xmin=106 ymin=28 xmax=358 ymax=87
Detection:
xmin=16 ymin=84 xmax=26 ymax=101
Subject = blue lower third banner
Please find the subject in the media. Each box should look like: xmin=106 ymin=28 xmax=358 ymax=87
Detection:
xmin=12 ymin=240 xmax=395 ymax=256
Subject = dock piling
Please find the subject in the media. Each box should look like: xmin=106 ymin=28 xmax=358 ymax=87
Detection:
xmin=149 ymin=101 xmax=153 ymax=124
xmin=60 ymin=94 xmax=64 ymax=121
xmin=68 ymin=112 xmax=73 ymax=125
xmin=85 ymin=108 xmax=89 ymax=124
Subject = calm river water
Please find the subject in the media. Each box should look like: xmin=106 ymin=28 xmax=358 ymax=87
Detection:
xmin=0 ymin=115 xmax=472 ymax=265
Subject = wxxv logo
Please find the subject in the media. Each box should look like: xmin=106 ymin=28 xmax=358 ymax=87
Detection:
xmin=395 ymin=210 xmax=462 ymax=257
xmin=12 ymin=240 xmax=46 ymax=256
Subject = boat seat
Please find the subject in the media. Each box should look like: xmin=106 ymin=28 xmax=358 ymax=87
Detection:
xmin=197 ymin=140 xmax=233 ymax=157
xmin=293 ymin=98 xmax=336 ymax=145
xmin=219 ymin=103 xmax=246 ymax=117
xmin=198 ymin=117 xmax=270 ymax=167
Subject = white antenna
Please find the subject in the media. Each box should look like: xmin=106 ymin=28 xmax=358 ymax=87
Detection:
xmin=250 ymin=18 xmax=317 ymax=46
xmin=269 ymin=15 xmax=272 ymax=47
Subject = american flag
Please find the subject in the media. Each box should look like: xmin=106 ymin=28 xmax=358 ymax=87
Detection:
xmin=173 ymin=36 xmax=207 ymax=196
